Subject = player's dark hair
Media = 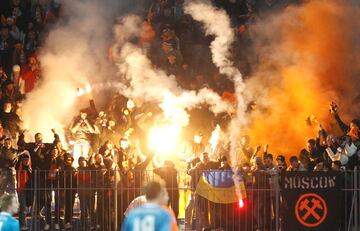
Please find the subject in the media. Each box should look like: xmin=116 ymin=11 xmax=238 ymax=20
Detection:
xmin=0 ymin=194 xmax=15 ymax=211
xmin=144 ymin=181 xmax=162 ymax=200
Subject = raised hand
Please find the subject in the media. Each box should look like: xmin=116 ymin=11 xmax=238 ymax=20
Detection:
xmin=329 ymin=102 xmax=338 ymax=114
xmin=264 ymin=144 xmax=269 ymax=153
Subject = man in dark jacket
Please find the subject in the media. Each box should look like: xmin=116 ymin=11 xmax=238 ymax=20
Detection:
xmin=153 ymin=160 xmax=179 ymax=218
xmin=218 ymin=155 xmax=231 ymax=170
xmin=118 ymin=153 xmax=154 ymax=223
xmin=89 ymin=153 xmax=106 ymax=230
xmin=131 ymin=153 xmax=154 ymax=198
xmin=17 ymin=129 xmax=60 ymax=222
xmin=17 ymin=129 xmax=59 ymax=170
xmin=0 ymin=137 xmax=18 ymax=196
xmin=0 ymin=101 xmax=20 ymax=139
xmin=330 ymin=102 xmax=360 ymax=141
xmin=305 ymin=139 xmax=325 ymax=170
xmin=61 ymin=154 xmax=77 ymax=229
xmin=187 ymin=152 xmax=220 ymax=230
xmin=187 ymin=152 xmax=220 ymax=185
xmin=330 ymin=102 xmax=360 ymax=168
xmin=16 ymin=152 xmax=32 ymax=230
xmin=77 ymin=156 xmax=92 ymax=229
xmin=185 ymin=157 xmax=200 ymax=228
xmin=44 ymin=146 xmax=64 ymax=230
xmin=103 ymin=158 xmax=118 ymax=231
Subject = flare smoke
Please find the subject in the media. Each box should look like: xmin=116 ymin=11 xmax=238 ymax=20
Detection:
xmin=184 ymin=1 xmax=248 ymax=165
xmin=113 ymin=16 xmax=232 ymax=128
xmin=245 ymin=0 xmax=360 ymax=155
xmin=185 ymin=0 xmax=248 ymax=201
xmin=22 ymin=0 xmax=119 ymax=142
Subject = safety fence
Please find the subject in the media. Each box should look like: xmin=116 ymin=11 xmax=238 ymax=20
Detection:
xmin=0 ymin=168 xmax=359 ymax=231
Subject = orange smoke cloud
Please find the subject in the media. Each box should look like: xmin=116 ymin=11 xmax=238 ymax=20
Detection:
xmin=245 ymin=1 xmax=360 ymax=156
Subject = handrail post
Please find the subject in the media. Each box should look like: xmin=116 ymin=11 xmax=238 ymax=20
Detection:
xmin=114 ymin=166 xmax=118 ymax=230
xmin=275 ymin=172 xmax=280 ymax=231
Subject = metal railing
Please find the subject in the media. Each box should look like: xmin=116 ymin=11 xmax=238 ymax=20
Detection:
xmin=0 ymin=168 xmax=359 ymax=231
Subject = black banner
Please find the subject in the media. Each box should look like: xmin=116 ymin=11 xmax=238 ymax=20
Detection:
xmin=280 ymin=171 xmax=344 ymax=231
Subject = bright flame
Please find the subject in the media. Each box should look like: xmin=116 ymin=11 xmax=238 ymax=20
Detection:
xmin=77 ymin=87 xmax=84 ymax=97
xmin=120 ymin=138 xmax=129 ymax=149
xmin=148 ymin=125 xmax=181 ymax=156
xmin=77 ymin=83 xmax=91 ymax=97
xmin=238 ymin=199 xmax=244 ymax=208
xmin=127 ymin=99 xmax=135 ymax=110
xmin=85 ymin=83 xmax=92 ymax=93
xmin=209 ymin=124 xmax=221 ymax=153
xmin=160 ymin=92 xmax=189 ymax=126
xmin=194 ymin=135 xmax=203 ymax=144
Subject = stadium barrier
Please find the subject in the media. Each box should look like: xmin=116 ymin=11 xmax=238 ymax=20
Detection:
xmin=0 ymin=168 xmax=358 ymax=231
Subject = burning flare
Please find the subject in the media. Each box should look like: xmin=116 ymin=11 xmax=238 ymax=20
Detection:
xmin=194 ymin=134 xmax=203 ymax=144
xmin=209 ymin=124 xmax=221 ymax=154
xmin=148 ymin=125 xmax=182 ymax=157
xmin=77 ymin=83 xmax=92 ymax=97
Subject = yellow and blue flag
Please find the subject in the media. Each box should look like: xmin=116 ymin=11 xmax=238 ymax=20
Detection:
xmin=195 ymin=170 xmax=246 ymax=204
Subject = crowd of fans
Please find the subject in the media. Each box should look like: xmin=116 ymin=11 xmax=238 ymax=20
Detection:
xmin=0 ymin=0 xmax=359 ymax=231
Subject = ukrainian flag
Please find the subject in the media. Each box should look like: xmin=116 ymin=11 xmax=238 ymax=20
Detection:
xmin=196 ymin=170 xmax=246 ymax=204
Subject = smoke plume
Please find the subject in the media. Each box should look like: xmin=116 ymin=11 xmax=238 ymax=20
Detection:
xmin=113 ymin=15 xmax=232 ymax=128
xmin=184 ymin=0 xmax=248 ymax=201
xmin=184 ymin=1 xmax=248 ymax=166
xmin=21 ymin=0 xmax=120 ymax=142
xmin=245 ymin=0 xmax=360 ymax=155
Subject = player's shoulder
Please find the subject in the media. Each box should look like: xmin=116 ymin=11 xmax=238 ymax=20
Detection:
xmin=161 ymin=206 xmax=177 ymax=221
xmin=0 ymin=213 xmax=19 ymax=228
xmin=10 ymin=219 xmax=20 ymax=230
xmin=8 ymin=215 xmax=19 ymax=226
xmin=123 ymin=204 xmax=177 ymax=231
xmin=131 ymin=195 xmax=147 ymax=205
xmin=160 ymin=206 xmax=178 ymax=231
xmin=11 ymin=216 xmax=19 ymax=224
xmin=160 ymin=205 xmax=175 ymax=216
xmin=127 ymin=203 xmax=159 ymax=216
xmin=0 ymin=212 xmax=13 ymax=221
xmin=129 ymin=203 xmax=171 ymax=217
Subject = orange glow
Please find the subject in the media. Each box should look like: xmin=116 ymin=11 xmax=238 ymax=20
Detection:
xmin=245 ymin=1 xmax=360 ymax=156
xmin=148 ymin=125 xmax=181 ymax=156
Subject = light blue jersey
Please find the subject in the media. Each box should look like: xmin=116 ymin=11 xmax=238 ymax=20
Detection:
xmin=0 ymin=212 xmax=19 ymax=231
xmin=122 ymin=203 xmax=177 ymax=231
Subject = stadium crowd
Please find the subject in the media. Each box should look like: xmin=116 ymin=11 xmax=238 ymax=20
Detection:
xmin=0 ymin=0 xmax=359 ymax=231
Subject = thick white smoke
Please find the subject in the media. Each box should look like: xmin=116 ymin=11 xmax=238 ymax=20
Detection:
xmin=184 ymin=0 xmax=247 ymax=164
xmin=21 ymin=0 xmax=119 ymax=142
xmin=113 ymin=16 xmax=233 ymax=128
xmin=184 ymin=1 xmax=241 ymax=78
xmin=184 ymin=0 xmax=247 ymax=200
